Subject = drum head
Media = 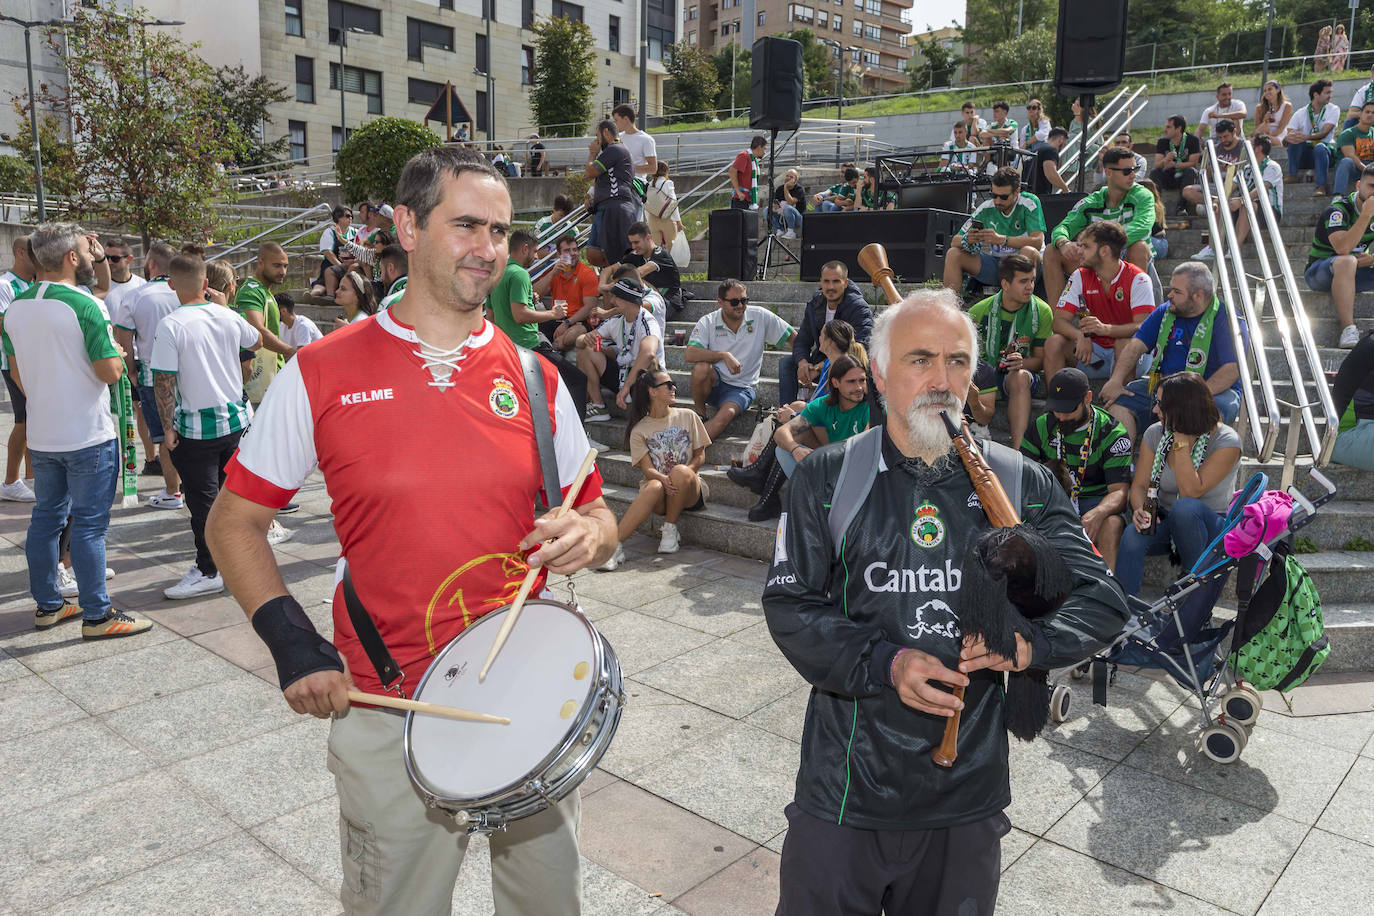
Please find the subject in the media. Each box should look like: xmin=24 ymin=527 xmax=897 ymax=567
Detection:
xmin=406 ymin=600 xmax=599 ymax=801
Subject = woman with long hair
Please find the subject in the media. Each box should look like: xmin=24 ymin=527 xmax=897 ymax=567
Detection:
xmin=774 ymin=319 xmax=867 ymax=424
xmin=1315 ymin=25 xmax=1333 ymax=72
xmin=645 ymin=161 xmax=686 ymax=248
xmin=1253 ymin=80 xmax=1293 ymax=141
xmin=1331 ymin=24 xmax=1351 ymax=72
xmin=599 ymin=364 xmax=711 ymax=570
xmin=1116 ymin=372 xmax=1242 ymax=600
xmin=333 ymin=267 xmax=378 ymax=329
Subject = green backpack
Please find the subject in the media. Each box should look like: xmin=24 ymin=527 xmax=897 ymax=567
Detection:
xmin=1228 ymin=541 xmax=1329 ymax=692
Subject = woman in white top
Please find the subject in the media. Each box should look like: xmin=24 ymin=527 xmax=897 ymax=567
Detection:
xmin=644 ymin=161 xmax=686 ymax=249
xmin=333 ymin=268 xmax=378 ymax=329
xmin=1252 ymin=80 xmax=1293 ymax=141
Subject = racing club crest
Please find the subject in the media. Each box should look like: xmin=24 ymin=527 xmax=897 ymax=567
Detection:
xmin=1113 ymin=286 xmax=1124 ymax=301
xmin=489 ymin=377 xmax=519 ymax=419
xmin=911 ymin=501 xmax=945 ymax=549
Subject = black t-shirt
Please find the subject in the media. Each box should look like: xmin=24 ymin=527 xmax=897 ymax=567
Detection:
xmin=1025 ymin=143 xmax=1060 ymax=196
xmin=773 ymin=182 xmax=809 ymax=212
xmin=593 ymin=142 xmax=636 ymax=206
xmin=624 ymin=246 xmax=681 ymax=291
xmin=530 ymin=142 xmax=546 ymax=168
xmin=1154 ymin=132 xmax=1202 ymax=170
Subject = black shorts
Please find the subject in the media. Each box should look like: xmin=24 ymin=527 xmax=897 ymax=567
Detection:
xmin=2 ymin=367 xmax=25 ymax=424
xmin=598 ymin=356 xmax=622 ymax=394
xmin=588 ymin=199 xmax=639 ymax=261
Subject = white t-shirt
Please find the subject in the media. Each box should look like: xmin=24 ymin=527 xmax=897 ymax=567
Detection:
xmin=949 ymin=117 xmax=987 ymax=141
xmin=687 ymin=305 xmax=793 ymax=388
xmin=596 ymin=305 xmax=664 ymax=382
xmin=0 ymin=269 xmax=32 ymax=372
xmin=102 ymin=274 xmax=148 ymax=353
xmin=1349 ymin=82 xmax=1374 ymax=112
xmin=124 ymin=280 xmax=181 ymax=386
xmin=0 ymin=281 xmax=119 ymax=452
xmin=1245 ymin=157 xmax=1285 ymax=214
xmin=149 ymin=303 xmax=260 ymax=439
xmin=319 ymin=226 xmax=345 ymax=255
xmin=282 ymin=315 xmax=323 ymax=348
xmin=1287 ymin=102 xmax=1341 ymax=146
xmin=620 ymin=129 xmax=658 ymax=172
xmin=940 ymin=140 xmax=979 ymax=170
xmin=1022 ymin=117 xmax=1051 ymax=146
xmin=1199 ymin=100 xmax=1248 ymax=136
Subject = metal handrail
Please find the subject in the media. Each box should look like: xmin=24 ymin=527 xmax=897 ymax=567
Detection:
xmin=1198 ymin=139 xmax=1281 ymax=462
xmin=1055 ymin=85 xmax=1132 ymax=175
xmin=1060 ymin=86 xmax=1149 ymax=181
xmin=210 ymin=202 xmax=332 ymax=265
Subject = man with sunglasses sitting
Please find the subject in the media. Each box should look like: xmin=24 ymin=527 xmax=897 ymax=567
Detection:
xmin=685 ymin=279 xmax=794 ymax=439
xmin=1044 ymin=146 xmax=1158 ymax=306
xmin=942 ymin=167 xmax=1046 ymax=295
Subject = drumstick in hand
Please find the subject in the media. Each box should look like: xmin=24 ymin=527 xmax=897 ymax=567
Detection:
xmin=346 ymin=689 xmax=510 ymax=724
xmin=479 ymin=449 xmax=599 ymax=681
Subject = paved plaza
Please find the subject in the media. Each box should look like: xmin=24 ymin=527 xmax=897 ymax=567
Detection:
xmin=2 ymin=417 xmax=1374 ymax=914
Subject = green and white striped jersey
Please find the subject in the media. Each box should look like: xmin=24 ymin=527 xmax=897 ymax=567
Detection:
xmin=149 ymin=303 xmax=260 ymax=439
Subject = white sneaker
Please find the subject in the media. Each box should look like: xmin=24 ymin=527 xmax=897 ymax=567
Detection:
xmin=585 ymin=437 xmax=611 ymax=453
xmin=0 ymin=479 xmax=36 ymax=501
xmin=658 ymin=522 xmax=681 ymax=554
xmin=783 ymin=229 xmax=797 ymax=239
xmin=147 ymin=490 xmax=184 ymax=510
xmin=57 ymin=564 xmax=78 ymax=598
xmin=106 ymin=567 xmax=114 ymax=580
xmin=163 ymin=567 xmax=225 ymax=600
xmin=584 ymin=403 xmax=610 ymax=422
xmin=599 ymin=543 xmax=626 ymax=571
xmin=266 ymin=519 xmax=293 ymax=545
xmin=1339 ymin=324 xmax=1361 ymax=349
xmin=1192 ymin=245 xmax=1214 ymax=260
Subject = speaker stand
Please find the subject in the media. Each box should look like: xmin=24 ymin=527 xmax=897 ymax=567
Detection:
xmin=757 ymin=128 xmax=798 ymax=280
xmin=1075 ymin=94 xmax=1093 ymax=194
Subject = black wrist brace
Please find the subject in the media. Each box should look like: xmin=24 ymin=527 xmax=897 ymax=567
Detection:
xmin=252 ymin=595 xmax=344 ymax=691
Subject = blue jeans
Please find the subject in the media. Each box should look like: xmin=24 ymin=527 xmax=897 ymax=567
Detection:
xmin=1334 ymin=155 xmax=1364 ymax=196
xmin=770 ymin=203 xmax=802 ymax=232
xmin=28 ymin=439 xmax=119 ymax=620
xmin=817 ymin=200 xmax=845 ymax=213
xmin=1304 ymin=255 xmax=1374 ymax=292
xmin=779 ymin=353 xmax=802 ymax=405
xmin=1284 ymin=142 xmax=1331 ymax=187
xmin=1115 ymin=496 xmax=1227 ymax=598
xmin=1332 ymin=419 xmax=1374 ymax=470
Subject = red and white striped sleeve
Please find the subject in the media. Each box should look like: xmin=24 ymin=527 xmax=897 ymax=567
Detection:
xmin=223 ymin=356 xmax=318 ymax=508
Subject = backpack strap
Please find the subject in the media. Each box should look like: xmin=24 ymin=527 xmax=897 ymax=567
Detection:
xmin=828 ymin=427 xmax=883 ymax=557
xmin=518 ymin=346 xmax=562 ymax=511
xmin=979 ymin=438 xmax=1024 ymax=516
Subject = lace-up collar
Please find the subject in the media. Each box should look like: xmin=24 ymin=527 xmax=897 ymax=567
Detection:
xmin=375 ymin=308 xmax=494 ymax=390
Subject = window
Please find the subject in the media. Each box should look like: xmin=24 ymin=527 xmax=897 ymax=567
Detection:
xmin=852 ymin=18 xmax=861 ymax=35
xmin=288 ymin=120 xmax=306 ymax=160
xmin=285 ymin=0 xmax=303 ymax=36
xmin=482 ymin=0 xmax=497 ymax=21
xmin=648 ymin=25 xmax=672 ymax=60
xmin=522 ymin=45 xmax=534 ymax=84
xmin=899 ymin=33 xmax=907 ymax=47
xmin=758 ymin=11 xmax=765 ymax=24
xmin=720 ymin=25 xmax=728 ymax=36
xmin=523 ymin=0 xmax=535 ymax=28
xmin=687 ymin=6 xmax=698 ymax=19
xmin=476 ymin=34 xmax=489 ymax=74
xmin=328 ymin=1 xmax=381 ymax=43
xmin=295 ymin=56 xmax=314 ymax=103
xmin=609 ymin=15 xmax=620 ymax=52
xmin=862 ymin=49 xmax=879 ymax=66
xmin=475 ymin=90 xmax=488 ymax=132
xmin=407 ymin=18 xmax=454 ymax=61
xmin=790 ymin=4 xmax=815 ymax=24
xmin=832 ymin=15 xmax=842 ymax=30
xmin=864 ymin=0 xmax=880 ymax=13
xmin=408 ymin=77 xmax=443 ymax=104
xmin=441 ymin=0 xmax=454 ymax=7
xmin=817 ymin=9 xmax=827 ymax=25
xmin=614 ymin=87 xmax=632 ymax=106
xmin=551 ymin=0 xmax=584 ymax=22
xmin=332 ymin=126 xmax=352 ymax=153
xmin=687 ymin=29 xmax=696 ymax=42
xmin=329 ymin=62 xmax=383 ymax=114
xmin=863 ymin=23 xmax=880 ymax=40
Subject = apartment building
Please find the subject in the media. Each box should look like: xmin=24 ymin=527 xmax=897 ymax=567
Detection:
xmin=683 ymin=0 xmax=913 ymax=95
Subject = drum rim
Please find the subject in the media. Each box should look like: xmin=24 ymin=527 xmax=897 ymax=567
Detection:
xmin=402 ymin=597 xmax=610 ymax=807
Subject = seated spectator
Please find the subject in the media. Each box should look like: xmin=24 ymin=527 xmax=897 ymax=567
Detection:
xmin=575 ymin=275 xmax=664 ymax=421
xmin=1067 ymin=95 xmax=1096 ymax=138
xmin=1117 ymin=372 xmax=1242 ymax=602
xmin=779 ymin=318 xmax=865 ymax=413
xmin=620 ymin=221 xmax=684 ymax=318
xmin=277 ymin=294 xmax=322 ymax=349
xmin=966 ymin=253 xmax=1053 ymax=449
xmin=1220 ymin=136 xmax=1284 ymax=254
xmin=1343 ymin=64 xmax=1374 ymax=129
xmin=1335 ymin=100 xmax=1374 ymax=196
xmin=1199 ymin=82 xmax=1248 ymax=139
xmin=376 ymin=244 xmax=409 ymax=309
xmin=778 ymin=260 xmax=873 ymax=405
xmin=533 ymin=194 xmax=573 ymax=254
xmin=940 ymin=122 xmax=981 ymax=174
xmin=952 ymin=101 xmax=987 ymax=144
xmin=1096 ymin=131 xmax=1147 ymax=187
xmin=595 ymin=262 xmax=667 ymax=322
xmin=534 ymin=232 xmax=600 ymax=351
xmin=1046 ymin=220 xmax=1154 ymax=381
xmin=1025 ymin=128 xmax=1072 ymax=196
xmin=1150 ymin=115 xmax=1204 ymax=216
xmin=309 ymin=206 xmax=352 ymax=298
xmin=1331 ymin=328 xmax=1374 ymax=470
xmin=1020 ymin=99 xmax=1052 ymax=148
xmin=647 ymin=162 xmax=687 ymax=248
xmin=1021 ymin=368 xmax=1131 ymax=568
xmin=1100 ymin=261 xmax=1244 ymax=442
xmin=1181 ymin=119 xmax=1245 ymax=213
xmin=685 ymin=279 xmax=793 ymax=438
xmin=771 ymin=168 xmax=807 ymax=238
xmin=857 ymin=167 xmax=896 ymax=211
xmin=332 ymin=267 xmax=378 ymax=329
xmin=943 ymin=166 xmax=1046 ymax=294
xmin=1305 ymin=163 xmax=1374 ymax=349
xmin=983 ymin=100 xmax=1018 ymax=142
xmin=599 ymin=364 xmax=710 ymax=570
xmin=1252 ymin=80 xmax=1293 ymax=142
xmin=1284 ymin=79 xmax=1339 ymax=193
xmin=813 ymin=168 xmax=861 ymax=212
xmin=1045 ymin=147 xmax=1156 ymax=305
xmin=1139 ymin=178 xmax=1170 ymax=259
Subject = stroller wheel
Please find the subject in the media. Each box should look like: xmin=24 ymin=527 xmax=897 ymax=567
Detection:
xmin=1238 ymin=683 xmax=1264 ymax=712
xmin=1222 ymin=689 xmax=1261 ymax=728
xmin=1050 ymin=684 xmax=1073 ymax=723
xmin=1070 ymin=662 xmax=1090 ymax=681
xmin=1200 ymin=721 xmax=1245 ymax=764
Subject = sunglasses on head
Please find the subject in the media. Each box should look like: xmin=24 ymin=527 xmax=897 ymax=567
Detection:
xmin=650 ymin=378 xmax=677 ymax=389
xmin=723 ymin=296 xmax=749 ymax=306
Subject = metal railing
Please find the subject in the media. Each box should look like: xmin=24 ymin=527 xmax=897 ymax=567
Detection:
xmin=224 ymin=153 xmax=340 ymax=197
xmin=208 ymin=201 xmax=333 ymax=272
xmin=1059 ymin=86 xmax=1150 ymax=186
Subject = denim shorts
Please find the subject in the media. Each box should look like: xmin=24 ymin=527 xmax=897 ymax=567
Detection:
xmin=1304 ymin=256 xmax=1374 ymax=293
xmin=973 ymin=252 xmax=1001 ymax=285
xmin=135 ymin=384 xmax=164 ymax=442
xmin=707 ymin=369 xmax=756 ymax=413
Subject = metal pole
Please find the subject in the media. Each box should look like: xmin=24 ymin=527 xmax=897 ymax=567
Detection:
xmin=23 ymin=25 xmax=45 ymax=222
xmin=1261 ymin=0 xmax=1275 ymax=89
xmin=835 ymin=55 xmax=843 ymax=163
xmin=1017 ymin=0 xmax=1024 ymax=36
xmin=730 ymin=43 xmax=736 ymax=118
xmin=638 ymin=0 xmax=647 ymax=121
xmin=486 ymin=4 xmax=494 ymax=142
xmin=338 ymin=30 xmax=346 ymax=154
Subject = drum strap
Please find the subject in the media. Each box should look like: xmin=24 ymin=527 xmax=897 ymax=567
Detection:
xmin=342 ymin=565 xmax=406 ymax=695
xmin=518 ymin=346 xmax=562 ymax=511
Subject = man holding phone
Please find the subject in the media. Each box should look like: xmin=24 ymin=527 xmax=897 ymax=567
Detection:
xmin=942 ymin=167 xmax=1047 ymax=294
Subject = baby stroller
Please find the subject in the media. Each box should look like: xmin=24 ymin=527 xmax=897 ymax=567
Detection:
xmin=1049 ymin=468 xmax=1338 ymax=764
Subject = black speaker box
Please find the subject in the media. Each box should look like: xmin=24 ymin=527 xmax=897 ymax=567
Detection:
xmin=896 ymin=179 xmax=975 ymax=213
xmin=799 ymin=209 xmax=968 ymax=284
xmin=708 ymin=208 xmax=759 ymax=281
xmin=1053 ymin=0 xmax=1129 ymax=95
xmin=1038 ymin=191 xmax=1089 ymax=234
xmin=750 ymin=37 xmax=803 ymax=132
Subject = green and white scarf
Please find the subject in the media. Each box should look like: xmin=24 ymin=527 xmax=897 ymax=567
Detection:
xmin=981 ymin=292 xmax=1042 ymax=365
xmin=1150 ymin=428 xmax=1211 ymax=490
xmin=1151 ymin=296 xmax=1219 ymax=380
xmin=113 ymin=373 xmax=139 ymax=508
xmin=750 ymin=154 xmax=760 ymax=206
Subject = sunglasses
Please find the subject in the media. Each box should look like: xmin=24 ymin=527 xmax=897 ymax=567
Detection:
xmin=1109 ymin=166 xmax=1138 ymax=174
xmin=649 ymin=378 xmax=677 ymax=390
xmin=723 ymin=296 xmax=749 ymax=306
xmin=1027 ymin=106 xmax=1041 ymax=111
xmin=990 ymin=191 xmax=1013 ymax=200
xmin=106 ymin=254 xmax=127 ymax=263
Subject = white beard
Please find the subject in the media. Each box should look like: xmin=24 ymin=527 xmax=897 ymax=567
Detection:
xmin=903 ymin=392 xmax=965 ymax=461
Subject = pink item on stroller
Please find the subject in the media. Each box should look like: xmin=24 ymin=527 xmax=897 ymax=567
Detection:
xmin=1224 ymin=490 xmax=1295 ymax=559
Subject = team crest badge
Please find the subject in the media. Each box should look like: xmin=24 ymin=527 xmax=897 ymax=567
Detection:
xmin=1185 ymin=347 xmax=1206 ymax=370
xmin=1114 ymin=287 xmax=1125 ymax=301
xmin=911 ymin=501 xmax=945 ymax=549
xmin=489 ymin=377 xmax=519 ymax=419
xmin=744 ymin=319 xmax=755 ymax=334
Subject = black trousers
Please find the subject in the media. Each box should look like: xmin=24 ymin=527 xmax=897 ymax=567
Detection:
xmin=532 ymin=342 xmax=589 ymax=420
xmin=1149 ymin=167 xmax=1201 ymax=191
xmin=775 ymin=803 xmax=1009 ymax=916
xmin=169 ymin=431 xmax=242 ymax=576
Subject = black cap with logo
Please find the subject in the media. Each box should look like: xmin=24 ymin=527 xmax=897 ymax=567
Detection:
xmin=1045 ymin=367 xmax=1091 ymax=413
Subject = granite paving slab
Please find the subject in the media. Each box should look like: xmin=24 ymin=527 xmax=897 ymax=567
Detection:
xmin=1313 ymin=754 xmax=1374 ymax=846
xmin=597 ymin=680 xmax=735 ymax=778
xmin=250 ymin=796 xmax=343 ymax=894
xmin=634 ymin=575 xmax=768 ymax=637
xmin=1256 ymin=828 xmax=1374 ymax=915
xmin=592 ymin=610 xmax=716 ymax=677
xmin=671 ymin=846 xmax=779 ymax=915
xmin=1252 ymin=706 xmax=1374 ymax=756
xmin=190 ymin=619 xmax=276 ymax=671
xmin=1006 ymin=738 xmax=1116 ymax=836
xmin=0 ymin=616 xmax=179 ymax=674
xmin=0 ymin=645 xmax=25 ymax=681
xmin=743 ymin=684 xmax=810 ymax=743
xmin=572 ymin=565 xmax=710 ymax=610
xmin=634 ymin=639 xmax=805 ymax=719
xmin=0 ymin=717 xmax=151 ymax=816
xmin=1001 ymin=828 xmax=1038 ymax=872
xmin=1042 ymin=671 xmax=1184 ymax=762
xmin=41 ymin=637 xmax=241 ymax=715
xmin=139 ymin=595 xmax=247 ymax=637
xmin=0 ymin=673 xmax=89 ymax=740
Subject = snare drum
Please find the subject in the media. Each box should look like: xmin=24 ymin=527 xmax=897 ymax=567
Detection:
xmin=403 ymin=598 xmax=624 ymax=833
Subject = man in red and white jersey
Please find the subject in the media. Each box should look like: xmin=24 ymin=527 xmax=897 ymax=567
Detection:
xmin=207 ymin=147 xmax=616 ymax=916
xmin=1045 ymin=220 xmax=1156 ymax=381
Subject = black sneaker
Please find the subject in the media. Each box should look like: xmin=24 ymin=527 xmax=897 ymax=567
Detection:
xmin=277 ymin=502 xmax=300 ymax=515
xmin=140 ymin=459 xmax=161 ymax=476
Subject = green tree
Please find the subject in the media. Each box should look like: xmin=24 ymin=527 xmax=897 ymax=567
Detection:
xmin=28 ymin=4 xmax=236 ymax=246
xmin=335 ymin=117 xmax=440 ymax=202
xmin=786 ymin=29 xmax=835 ymax=100
xmin=711 ymin=44 xmax=752 ymax=114
xmin=529 ymin=15 xmax=597 ymax=137
xmin=211 ymin=64 xmax=291 ymax=169
xmin=8 ymin=103 xmax=80 ymax=198
xmin=908 ymin=33 xmax=964 ymax=91
xmin=980 ymin=27 xmax=1057 ymax=96
xmin=962 ymin=0 xmax=1056 ymax=50
xmin=664 ymin=43 xmax=721 ymax=120
xmin=0 ymin=155 xmax=30 ymax=194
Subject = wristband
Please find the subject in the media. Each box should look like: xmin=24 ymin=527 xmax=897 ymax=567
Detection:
xmin=889 ymin=648 xmax=910 ymax=687
xmin=251 ymin=595 xmax=344 ymax=691
xmin=93 ymin=255 xmax=107 ymax=263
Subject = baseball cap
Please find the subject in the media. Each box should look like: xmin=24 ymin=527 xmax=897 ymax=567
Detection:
xmin=377 ymin=203 xmax=394 ymax=220
xmin=1045 ymin=368 xmax=1091 ymax=413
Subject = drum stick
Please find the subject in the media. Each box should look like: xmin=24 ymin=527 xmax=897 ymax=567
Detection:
xmin=479 ymin=449 xmax=599 ymax=681
xmin=346 ymin=689 xmax=510 ymax=724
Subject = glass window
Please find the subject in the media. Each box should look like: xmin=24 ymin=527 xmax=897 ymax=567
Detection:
xmin=408 ymin=77 xmax=443 ymax=104
xmin=407 ymin=18 xmax=454 ymax=62
xmin=687 ymin=28 xmax=696 ymax=42
xmin=332 ymin=126 xmax=352 ymax=153
xmin=758 ymin=11 xmax=765 ymax=24
xmin=522 ymin=46 xmax=535 ymax=84
xmin=330 ymin=63 xmax=384 ymax=115
xmin=482 ymin=0 xmax=497 ymax=21
xmin=523 ymin=0 xmax=535 ymax=28
xmin=475 ymin=90 xmax=488 ymax=132
xmin=863 ymin=23 xmax=880 ymax=40
xmin=285 ymin=0 xmax=303 ymax=37
xmin=288 ymin=120 xmax=306 ymax=160
xmin=476 ymin=34 xmax=489 ymax=74
xmin=832 ymin=15 xmax=842 ymax=30
xmin=648 ymin=25 xmax=672 ymax=60
xmin=295 ymin=56 xmax=314 ymax=103
xmin=862 ymin=50 xmax=879 ymax=65
xmin=864 ymin=0 xmax=880 ymax=14
xmin=328 ymin=1 xmax=382 ymax=44
xmin=441 ymin=0 xmax=454 ymax=8
xmin=614 ymin=87 xmax=632 ymax=106
xmin=609 ymin=15 xmax=620 ymax=52
xmin=551 ymin=0 xmax=584 ymax=22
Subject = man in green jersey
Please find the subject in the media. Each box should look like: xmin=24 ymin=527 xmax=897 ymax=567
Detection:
xmin=813 ymin=168 xmax=861 ymax=212
xmin=1045 ymin=146 xmax=1157 ymax=306
xmin=233 ymin=241 xmax=296 ymax=377
xmin=983 ymin=100 xmax=1018 ymax=142
xmin=943 ymin=166 xmax=1046 ymax=293
xmin=0 ymin=234 xmax=36 ymax=503
xmin=1304 ymin=163 xmax=1374 ymax=349
xmin=1334 ymin=100 xmax=1374 ymax=196
xmin=966 ymin=253 xmax=1053 ymax=449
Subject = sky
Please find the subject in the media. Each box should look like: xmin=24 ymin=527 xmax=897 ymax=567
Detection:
xmin=909 ymin=0 xmax=966 ymax=34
